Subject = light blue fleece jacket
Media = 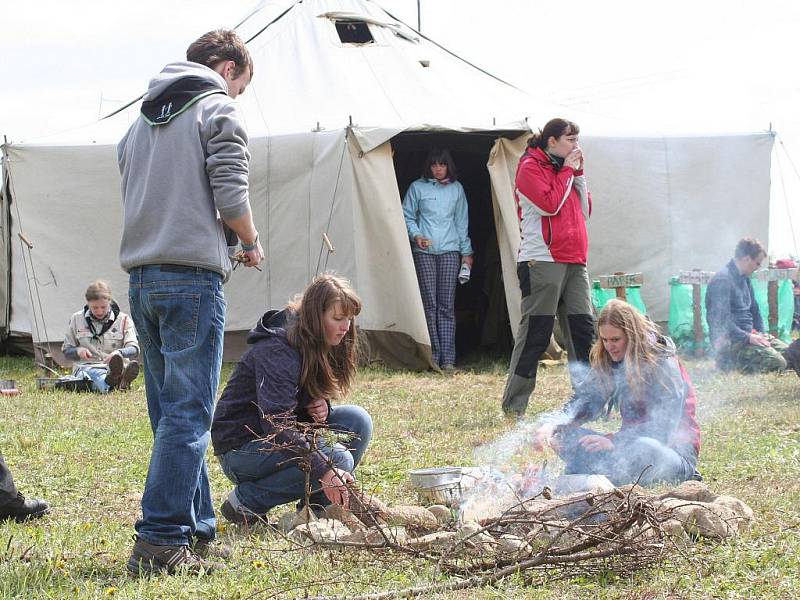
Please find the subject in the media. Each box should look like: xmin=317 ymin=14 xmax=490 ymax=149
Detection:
xmin=117 ymin=61 xmax=251 ymax=282
xmin=402 ymin=178 xmax=473 ymax=256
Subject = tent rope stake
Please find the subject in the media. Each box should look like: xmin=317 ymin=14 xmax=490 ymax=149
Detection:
xmin=315 ymin=138 xmax=348 ymax=276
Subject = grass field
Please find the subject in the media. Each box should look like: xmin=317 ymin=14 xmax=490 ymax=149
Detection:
xmin=0 ymin=354 xmax=798 ymax=599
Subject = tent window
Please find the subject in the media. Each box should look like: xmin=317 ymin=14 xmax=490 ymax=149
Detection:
xmin=335 ymin=20 xmax=374 ymax=44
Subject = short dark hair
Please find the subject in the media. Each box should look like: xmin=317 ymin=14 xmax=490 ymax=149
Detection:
xmin=186 ymin=29 xmax=253 ymax=79
xmin=422 ymin=148 xmax=458 ymax=180
xmin=528 ymin=118 xmax=580 ymax=150
xmin=734 ymin=237 xmax=766 ymax=260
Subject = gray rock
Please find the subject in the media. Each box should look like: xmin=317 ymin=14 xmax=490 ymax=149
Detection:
xmin=288 ymin=521 xmax=337 ymax=544
xmin=364 ymin=525 xmax=408 ymax=545
xmin=714 ymin=495 xmax=755 ymax=527
xmin=658 ymin=480 xmax=718 ymax=503
xmin=385 ymin=505 xmax=439 ymax=532
xmin=406 ymin=531 xmax=459 ymax=550
xmin=427 ymin=504 xmax=453 ymax=524
xmin=324 ymin=504 xmax=366 ymax=533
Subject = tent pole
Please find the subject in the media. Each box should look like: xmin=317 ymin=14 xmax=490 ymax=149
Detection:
xmin=417 ymin=0 xmax=421 ymax=31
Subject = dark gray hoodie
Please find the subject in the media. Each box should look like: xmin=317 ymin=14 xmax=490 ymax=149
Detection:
xmin=117 ymin=61 xmax=251 ymax=281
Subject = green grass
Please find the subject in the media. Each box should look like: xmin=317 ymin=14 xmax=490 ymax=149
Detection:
xmin=0 ymin=354 xmax=798 ymax=599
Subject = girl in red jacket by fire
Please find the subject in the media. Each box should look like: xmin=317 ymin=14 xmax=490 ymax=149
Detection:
xmin=502 ymin=118 xmax=595 ymax=417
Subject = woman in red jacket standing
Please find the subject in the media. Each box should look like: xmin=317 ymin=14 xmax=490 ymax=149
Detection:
xmin=502 ymin=118 xmax=595 ymax=417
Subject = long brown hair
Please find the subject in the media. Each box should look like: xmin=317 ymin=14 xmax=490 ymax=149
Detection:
xmin=287 ymin=273 xmax=362 ymax=401
xmin=590 ymin=299 xmax=665 ymax=402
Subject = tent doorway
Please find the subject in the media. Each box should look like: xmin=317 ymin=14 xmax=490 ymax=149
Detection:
xmin=391 ymin=131 xmax=518 ymax=365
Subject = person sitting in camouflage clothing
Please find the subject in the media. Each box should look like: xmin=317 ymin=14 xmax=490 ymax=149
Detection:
xmin=706 ymin=237 xmax=790 ymax=373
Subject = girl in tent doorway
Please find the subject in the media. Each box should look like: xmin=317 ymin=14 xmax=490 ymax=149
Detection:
xmin=402 ymin=148 xmax=474 ymax=372
xmin=62 ymin=280 xmax=140 ymax=392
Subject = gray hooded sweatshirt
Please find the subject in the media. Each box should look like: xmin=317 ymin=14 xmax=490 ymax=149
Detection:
xmin=117 ymin=61 xmax=251 ymax=281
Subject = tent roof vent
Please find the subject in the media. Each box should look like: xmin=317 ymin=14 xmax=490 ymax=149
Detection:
xmin=335 ymin=20 xmax=374 ymax=45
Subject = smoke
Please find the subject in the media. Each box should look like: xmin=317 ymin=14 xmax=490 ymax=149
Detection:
xmin=458 ymin=413 xmax=568 ymax=523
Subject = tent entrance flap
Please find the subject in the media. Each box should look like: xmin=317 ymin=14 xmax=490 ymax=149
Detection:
xmin=392 ymin=131 xmax=520 ymax=363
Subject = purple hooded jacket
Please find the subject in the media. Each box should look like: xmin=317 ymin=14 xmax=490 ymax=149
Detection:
xmin=211 ymin=309 xmax=331 ymax=480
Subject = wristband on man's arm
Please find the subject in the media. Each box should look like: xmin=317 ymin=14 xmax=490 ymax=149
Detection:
xmin=241 ymin=233 xmax=259 ymax=252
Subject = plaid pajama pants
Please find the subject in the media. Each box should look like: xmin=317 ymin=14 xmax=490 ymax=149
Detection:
xmin=413 ymin=251 xmax=460 ymax=367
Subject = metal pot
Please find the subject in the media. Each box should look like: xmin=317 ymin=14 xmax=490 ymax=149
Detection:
xmin=408 ymin=467 xmax=463 ymax=505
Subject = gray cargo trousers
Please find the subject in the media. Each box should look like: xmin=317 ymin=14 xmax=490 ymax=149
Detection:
xmin=501 ymin=260 xmax=595 ymax=417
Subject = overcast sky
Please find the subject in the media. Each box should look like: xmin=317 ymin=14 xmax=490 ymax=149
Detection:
xmin=1 ymin=0 xmax=798 ymax=254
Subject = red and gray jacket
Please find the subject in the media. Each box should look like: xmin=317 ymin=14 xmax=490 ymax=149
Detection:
xmin=515 ymin=147 xmax=591 ymax=264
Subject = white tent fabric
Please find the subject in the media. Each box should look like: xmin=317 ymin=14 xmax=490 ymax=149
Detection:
xmin=2 ymin=130 xmax=440 ymax=368
xmin=582 ymin=133 xmax=773 ymax=320
xmin=487 ymin=133 xmax=773 ymax=337
xmin=235 ymin=0 xmax=530 ymax=143
xmin=0 ymin=0 xmax=774 ymax=369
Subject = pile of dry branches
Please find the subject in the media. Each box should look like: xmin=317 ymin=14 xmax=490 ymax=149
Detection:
xmin=251 ymin=414 xmax=704 ymax=599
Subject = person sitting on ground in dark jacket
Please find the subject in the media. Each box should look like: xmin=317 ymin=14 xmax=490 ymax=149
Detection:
xmin=705 ymin=237 xmax=790 ymax=373
xmin=211 ymin=273 xmax=372 ymax=524
xmin=531 ymin=300 xmax=702 ymax=487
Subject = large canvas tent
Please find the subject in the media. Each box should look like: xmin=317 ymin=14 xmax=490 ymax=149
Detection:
xmin=0 ymin=0 xmax=772 ymax=369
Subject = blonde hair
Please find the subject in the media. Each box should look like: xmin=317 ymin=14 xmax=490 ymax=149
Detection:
xmin=85 ymin=280 xmax=112 ymax=302
xmin=590 ymin=299 xmax=666 ymax=401
xmin=287 ymin=273 xmax=362 ymax=401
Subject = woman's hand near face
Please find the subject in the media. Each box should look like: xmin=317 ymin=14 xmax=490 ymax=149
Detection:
xmin=306 ymin=397 xmax=329 ymax=423
xmin=564 ymin=148 xmax=582 ymax=171
xmin=579 ymin=434 xmax=614 ymax=453
xmin=320 ymin=468 xmax=354 ymax=508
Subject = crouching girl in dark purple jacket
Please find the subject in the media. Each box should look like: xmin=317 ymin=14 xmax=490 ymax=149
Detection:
xmin=532 ymin=299 xmax=702 ymax=486
xmin=211 ymin=273 xmax=372 ymax=523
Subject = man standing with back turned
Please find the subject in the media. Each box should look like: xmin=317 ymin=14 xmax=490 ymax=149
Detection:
xmin=118 ymin=30 xmax=264 ymax=575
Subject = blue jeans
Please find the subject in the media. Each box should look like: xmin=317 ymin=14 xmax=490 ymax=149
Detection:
xmin=555 ymin=426 xmax=696 ymax=486
xmin=73 ymin=365 xmax=110 ymax=393
xmin=128 ymin=265 xmax=226 ymax=546
xmin=219 ymin=405 xmax=373 ymax=515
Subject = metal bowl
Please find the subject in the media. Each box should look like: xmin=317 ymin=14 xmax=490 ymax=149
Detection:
xmin=408 ymin=467 xmax=468 ymax=506
xmin=409 ymin=467 xmax=463 ymax=488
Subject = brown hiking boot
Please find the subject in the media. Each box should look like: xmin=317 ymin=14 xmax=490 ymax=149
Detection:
xmin=120 ymin=360 xmax=140 ymax=390
xmin=105 ymin=354 xmax=124 ymax=389
xmin=126 ymin=536 xmax=222 ymax=576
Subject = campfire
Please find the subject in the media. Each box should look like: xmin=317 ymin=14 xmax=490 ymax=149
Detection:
xmin=254 ymin=415 xmax=754 ymax=600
